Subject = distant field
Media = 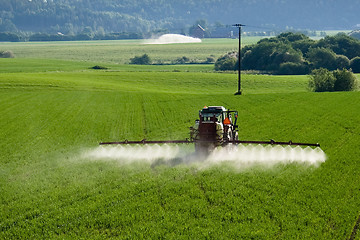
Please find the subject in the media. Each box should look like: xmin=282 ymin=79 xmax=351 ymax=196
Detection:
xmin=0 ymin=58 xmax=215 ymax=73
xmin=0 ymin=37 xmax=264 ymax=64
xmin=1 ymin=58 xmax=360 ymax=239
xmin=1 ymin=32 xmax=351 ymax=64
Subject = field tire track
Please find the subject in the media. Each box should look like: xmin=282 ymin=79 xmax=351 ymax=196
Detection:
xmin=349 ymin=212 xmax=360 ymax=240
xmin=141 ymin=95 xmax=148 ymax=136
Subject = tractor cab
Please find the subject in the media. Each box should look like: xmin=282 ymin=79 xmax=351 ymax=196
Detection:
xmin=199 ymin=106 xmax=225 ymax=123
xmin=190 ymin=106 xmax=239 ymax=154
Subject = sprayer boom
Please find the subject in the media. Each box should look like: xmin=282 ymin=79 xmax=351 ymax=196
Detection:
xmin=100 ymin=139 xmax=193 ymax=145
xmin=231 ymin=140 xmax=320 ymax=147
xmin=99 ymin=106 xmax=321 ymax=155
xmin=100 ymin=139 xmax=319 ymax=147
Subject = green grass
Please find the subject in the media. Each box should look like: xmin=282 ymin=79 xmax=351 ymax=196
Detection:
xmin=0 ymin=58 xmax=215 ymax=73
xmin=1 ymin=56 xmax=360 ymax=239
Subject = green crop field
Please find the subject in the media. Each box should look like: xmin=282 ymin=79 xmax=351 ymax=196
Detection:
xmin=0 ymin=37 xmax=263 ymax=64
xmin=0 ymin=39 xmax=360 ymax=239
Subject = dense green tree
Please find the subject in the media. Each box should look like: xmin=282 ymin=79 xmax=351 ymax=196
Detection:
xmin=216 ymin=32 xmax=360 ymax=74
xmin=291 ymin=39 xmax=316 ymax=55
xmin=306 ymin=47 xmax=337 ymax=70
xmin=239 ymin=33 xmax=312 ymax=73
xmin=269 ymin=48 xmax=303 ymax=69
xmin=242 ymin=41 xmax=305 ymax=73
xmin=315 ymin=33 xmax=360 ymax=60
xmin=242 ymin=41 xmax=278 ymax=70
xmin=350 ymin=57 xmax=360 ymax=73
xmin=335 ymin=55 xmax=350 ymax=70
xmin=264 ymin=32 xmax=316 ymax=56
xmin=276 ymin=32 xmax=309 ymax=43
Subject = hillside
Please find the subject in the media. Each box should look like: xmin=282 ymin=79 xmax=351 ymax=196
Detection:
xmin=0 ymin=0 xmax=359 ymax=35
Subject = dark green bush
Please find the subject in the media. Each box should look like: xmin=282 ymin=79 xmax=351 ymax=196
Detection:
xmin=308 ymin=68 xmax=336 ymax=92
xmin=214 ymin=52 xmax=237 ymax=71
xmin=130 ymin=54 xmax=151 ymax=65
xmin=215 ymin=58 xmax=237 ymax=71
xmin=333 ymin=69 xmax=357 ymax=91
xmin=173 ymin=56 xmax=190 ymax=64
xmin=90 ymin=65 xmax=108 ymax=70
xmin=309 ymin=68 xmax=357 ymax=92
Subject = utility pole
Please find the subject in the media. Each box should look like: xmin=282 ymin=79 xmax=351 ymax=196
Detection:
xmin=233 ymin=24 xmax=245 ymax=95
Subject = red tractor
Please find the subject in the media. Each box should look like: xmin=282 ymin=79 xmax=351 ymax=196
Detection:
xmin=190 ymin=106 xmax=239 ymax=154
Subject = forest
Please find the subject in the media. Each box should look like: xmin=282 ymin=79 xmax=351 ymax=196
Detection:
xmin=0 ymin=0 xmax=359 ymax=36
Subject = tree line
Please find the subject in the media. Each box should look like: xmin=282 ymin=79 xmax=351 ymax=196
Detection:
xmin=1 ymin=0 xmax=359 ymax=37
xmin=215 ymin=32 xmax=360 ymax=74
xmin=0 ymin=32 xmax=145 ymax=42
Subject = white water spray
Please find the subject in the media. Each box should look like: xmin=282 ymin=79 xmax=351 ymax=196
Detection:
xmin=83 ymin=144 xmax=326 ymax=169
xmin=144 ymin=34 xmax=202 ymax=44
xmin=206 ymin=144 xmax=326 ymax=168
xmin=84 ymin=144 xmax=182 ymax=163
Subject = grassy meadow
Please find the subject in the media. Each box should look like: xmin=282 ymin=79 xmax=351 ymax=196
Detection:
xmin=1 ymin=38 xmax=360 ymax=239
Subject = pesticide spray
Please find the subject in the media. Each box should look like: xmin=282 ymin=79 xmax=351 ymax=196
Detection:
xmin=205 ymin=144 xmax=326 ymax=168
xmin=83 ymin=144 xmax=326 ymax=169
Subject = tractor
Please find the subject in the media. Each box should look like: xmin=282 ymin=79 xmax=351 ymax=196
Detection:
xmin=190 ymin=106 xmax=239 ymax=154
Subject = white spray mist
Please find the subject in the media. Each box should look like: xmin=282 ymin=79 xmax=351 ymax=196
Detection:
xmin=205 ymin=144 xmax=326 ymax=168
xmin=83 ymin=144 xmax=326 ymax=169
